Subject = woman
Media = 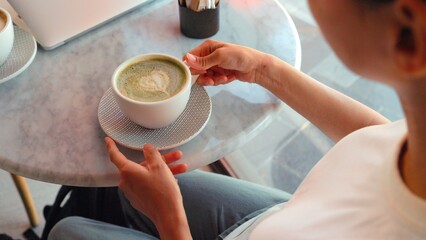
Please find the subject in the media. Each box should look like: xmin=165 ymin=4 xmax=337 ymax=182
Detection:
xmin=49 ymin=0 xmax=426 ymax=239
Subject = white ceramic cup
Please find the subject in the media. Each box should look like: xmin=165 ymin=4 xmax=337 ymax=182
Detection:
xmin=0 ymin=7 xmax=14 ymax=67
xmin=112 ymin=54 xmax=194 ymax=129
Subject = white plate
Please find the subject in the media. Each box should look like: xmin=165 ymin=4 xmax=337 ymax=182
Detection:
xmin=98 ymin=85 xmax=212 ymax=150
xmin=0 ymin=26 xmax=37 ymax=84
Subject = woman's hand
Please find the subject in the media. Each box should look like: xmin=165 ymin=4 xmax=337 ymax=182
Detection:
xmin=183 ymin=39 xmax=267 ymax=86
xmin=105 ymin=137 xmax=192 ymax=240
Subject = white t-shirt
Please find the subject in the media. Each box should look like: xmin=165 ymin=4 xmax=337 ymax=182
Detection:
xmin=241 ymin=120 xmax=426 ymax=239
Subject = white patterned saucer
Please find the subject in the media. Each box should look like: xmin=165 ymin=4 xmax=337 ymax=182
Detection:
xmin=98 ymin=85 xmax=212 ymax=150
xmin=0 ymin=26 xmax=37 ymax=84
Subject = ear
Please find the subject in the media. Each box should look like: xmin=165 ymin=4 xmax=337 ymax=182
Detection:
xmin=393 ymin=0 xmax=426 ymax=76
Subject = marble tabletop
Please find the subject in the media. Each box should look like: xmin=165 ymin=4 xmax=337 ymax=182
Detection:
xmin=0 ymin=0 xmax=300 ymax=186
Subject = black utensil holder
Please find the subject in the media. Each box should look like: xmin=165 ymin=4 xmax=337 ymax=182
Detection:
xmin=178 ymin=1 xmax=220 ymax=39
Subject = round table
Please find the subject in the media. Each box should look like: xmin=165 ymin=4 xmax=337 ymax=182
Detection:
xmin=0 ymin=0 xmax=301 ymax=186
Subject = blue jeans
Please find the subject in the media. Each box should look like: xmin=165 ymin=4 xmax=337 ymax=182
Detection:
xmin=48 ymin=170 xmax=291 ymax=240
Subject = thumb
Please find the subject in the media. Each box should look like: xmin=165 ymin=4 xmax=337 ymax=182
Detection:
xmin=105 ymin=137 xmax=128 ymax=170
xmin=185 ymin=52 xmax=221 ymax=71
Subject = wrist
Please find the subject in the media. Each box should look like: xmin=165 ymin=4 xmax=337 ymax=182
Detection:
xmin=255 ymin=53 xmax=294 ymax=89
xmin=154 ymin=202 xmax=192 ymax=240
xmin=254 ymin=53 xmax=277 ymax=86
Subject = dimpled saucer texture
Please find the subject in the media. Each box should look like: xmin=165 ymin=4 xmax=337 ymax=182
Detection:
xmin=98 ymin=84 xmax=212 ymax=150
xmin=0 ymin=26 xmax=37 ymax=84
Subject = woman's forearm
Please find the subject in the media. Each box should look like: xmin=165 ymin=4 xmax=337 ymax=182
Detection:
xmin=154 ymin=204 xmax=192 ymax=240
xmin=256 ymin=54 xmax=389 ymax=142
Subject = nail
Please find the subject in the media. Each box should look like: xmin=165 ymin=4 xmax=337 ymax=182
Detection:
xmin=186 ymin=53 xmax=197 ymax=63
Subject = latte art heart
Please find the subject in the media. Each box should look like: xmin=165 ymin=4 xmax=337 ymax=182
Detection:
xmin=138 ymin=70 xmax=170 ymax=97
xmin=117 ymin=59 xmax=186 ymax=102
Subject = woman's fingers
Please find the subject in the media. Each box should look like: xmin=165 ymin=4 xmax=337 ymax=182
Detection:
xmin=189 ymin=67 xmax=207 ymax=75
xmin=186 ymin=39 xmax=224 ymax=58
xmin=142 ymin=144 xmax=163 ymax=165
xmin=197 ymin=75 xmax=215 ymax=86
xmin=197 ymin=74 xmax=236 ymax=86
xmin=169 ymin=164 xmax=188 ymax=175
xmin=162 ymin=150 xmax=183 ymax=164
xmin=185 ymin=50 xmax=223 ymax=71
xmin=105 ymin=137 xmax=129 ymax=170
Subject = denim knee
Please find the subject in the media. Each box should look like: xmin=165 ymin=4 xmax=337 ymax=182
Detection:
xmin=48 ymin=216 xmax=86 ymax=240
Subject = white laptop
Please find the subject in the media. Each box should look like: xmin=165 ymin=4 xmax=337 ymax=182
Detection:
xmin=5 ymin=0 xmax=154 ymax=50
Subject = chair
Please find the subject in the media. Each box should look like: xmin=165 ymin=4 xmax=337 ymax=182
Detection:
xmin=10 ymin=173 xmax=38 ymax=227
